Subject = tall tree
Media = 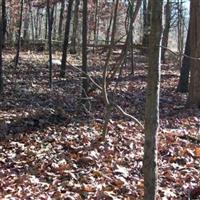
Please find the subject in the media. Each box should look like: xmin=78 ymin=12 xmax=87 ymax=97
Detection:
xmin=69 ymin=0 xmax=80 ymax=54
xmin=14 ymin=0 xmax=23 ymax=69
xmin=0 ymin=0 xmax=4 ymax=93
xmin=58 ymin=0 xmax=65 ymax=39
xmin=142 ymin=0 xmax=151 ymax=48
xmin=176 ymin=23 xmax=190 ymax=93
xmin=81 ymin=0 xmax=89 ymax=100
xmin=2 ymin=0 xmax=6 ymax=46
xmin=47 ymin=0 xmax=54 ymax=88
xmin=60 ymin=0 xmax=73 ymax=78
xmin=161 ymin=0 xmax=171 ymax=63
xmin=187 ymin=0 xmax=200 ymax=107
xmin=143 ymin=0 xmax=163 ymax=199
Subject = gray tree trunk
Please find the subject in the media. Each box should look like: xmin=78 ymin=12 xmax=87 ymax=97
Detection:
xmin=187 ymin=0 xmax=200 ymax=107
xmin=143 ymin=0 xmax=163 ymax=199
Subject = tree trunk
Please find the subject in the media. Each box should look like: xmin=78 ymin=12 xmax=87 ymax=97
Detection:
xmin=93 ymin=0 xmax=98 ymax=46
xmin=23 ymin=2 xmax=29 ymax=41
xmin=187 ymin=0 xmax=200 ymax=107
xmin=58 ymin=0 xmax=65 ymax=40
xmin=161 ymin=0 xmax=171 ymax=63
xmin=53 ymin=4 xmax=57 ymax=40
xmin=2 ymin=0 xmax=6 ymax=46
xmin=69 ymin=0 xmax=80 ymax=54
xmin=14 ymin=0 xmax=23 ymax=69
xmin=0 ymin=0 xmax=4 ymax=93
xmin=142 ymin=0 xmax=151 ymax=48
xmin=143 ymin=0 xmax=163 ymax=199
xmin=176 ymin=23 xmax=190 ymax=93
xmin=60 ymin=0 xmax=73 ymax=78
xmin=81 ymin=0 xmax=89 ymax=100
xmin=29 ymin=0 xmax=35 ymax=41
xmin=105 ymin=1 xmax=114 ymax=45
xmin=47 ymin=0 xmax=53 ymax=88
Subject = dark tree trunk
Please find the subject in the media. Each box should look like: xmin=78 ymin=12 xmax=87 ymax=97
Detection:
xmin=143 ymin=0 xmax=163 ymax=199
xmin=161 ymin=0 xmax=171 ymax=63
xmin=47 ymin=0 xmax=53 ymax=88
xmin=14 ymin=0 xmax=23 ymax=69
xmin=187 ymin=0 xmax=200 ymax=107
xmin=2 ymin=0 xmax=6 ymax=47
xmin=176 ymin=24 xmax=190 ymax=93
xmin=142 ymin=0 xmax=151 ymax=48
xmin=58 ymin=0 xmax=65 ymax=39
xmin=60 ymin=0 xmax=74 ymax=78
xmin=0 ymin=0 xmax=4 ymax=93
xmin=81 ymin=0 xmax=89 ymax=100
xmin=69 ymin=0 xmax=80 ymax=54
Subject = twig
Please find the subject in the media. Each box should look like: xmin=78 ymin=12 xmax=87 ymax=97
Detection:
xmin=160 ymin=45 xmax=200 ymax=60
xmin=66 ymin=60 xmax=102 ymax=91
xmin=113 ymin=103 xmax=144 ymax=129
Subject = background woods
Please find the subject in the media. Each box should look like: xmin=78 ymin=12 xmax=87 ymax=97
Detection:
xmin=0 ymin=0 xmax=200 ymax=199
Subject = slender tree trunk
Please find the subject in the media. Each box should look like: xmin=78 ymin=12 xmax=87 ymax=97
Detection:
xmin=143 ymin=0 xmax=163 ymax=199
xmin=58 ymin=0 xmax=65 ymax=40
xmin=176 ymin=23 xmax=190 ymax=93
xmin=53 ymin=4 xmax=57 ymax=40
xmin=161 ymin=0 xmax=171 ymax=63
xmin=69 ymin=0 xmax=80 ymax=54
xmin=81 ymin=0 xmax=89 ymax=100
xmin=2 ymin=0 xmax=6 ymax=47
xmin=102 ymin=0 xmax=119 ymax=135
xmin=142 ymin=0 xmax=151 ymax=48
xmin=105 ymin=4 xmax=114 ymax=45
xmin=23 ymin=3 xmax=29 ymax=41
xmin=187 ymin=0 xmax=200 ymax=107
xmin=14 ymin=0 xmax=23 ymax=69
xmin=93 ymin=0 xmax=98 ymax=45
xmin=60 ymin=0 xmax=73 ymax=78
xmin=29 ymin=0 xmax=34 ymax=41
xmin=47 ymin=0 xmax=53 ymax=88
xmin=35 ymin=8 xmax=39 ymax=40
xmin=45 ymin=7 xmax=48 ymax=40
xmin=0 ymin=0 xmax=4 ymax=93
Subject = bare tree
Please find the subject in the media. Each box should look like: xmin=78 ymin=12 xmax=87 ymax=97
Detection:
xmin=47 ymin=0 xmax=54 ymax=88
xmin=0 ymin=0 xmax=4 ymax=93
xmin=60 ymin=0 xmax=74 ymax=78
xmin=14 ymin=0 xmax=23 ymax=69
xmin=143 ymin=0 xmax=163 ymax=199
xmin=70 ymin=0 xmax=80 ymax=54
xmin=177 ymin=23 xmax=190 ymax=93
xmin=161 ymin=0 xmax=171 ymax=63
xmin=187 ymin=0 xmax=200 ymax=107
xmin=81 ymin=0 xmax=89 ymax=101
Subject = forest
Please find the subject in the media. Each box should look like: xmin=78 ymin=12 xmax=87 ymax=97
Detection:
xmin=0 ymin=0 xmax=200 ymax=199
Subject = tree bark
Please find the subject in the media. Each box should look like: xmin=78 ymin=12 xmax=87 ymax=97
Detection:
xmin=2 ymin=0 xmax=6 ymax=46
xmin=47 ymin=0 xmax=53 ymax=88
xmin=0 ymin=0 xmax=4 ymax=93
xmin=187 ymin=0 xmax=200 ymax=107
xmin=143 ymin=0 xmax=163 ymax=199
xmin=60 ymin=0 xmax=73 ymax=78
xmin=81 ymin=0 xmax=89 ymax=100
xmin=69 ymin=0 xmax=80 ymax=54
xmin=176 ymin=23 xmax=190 ymax=93
xmin=161 ymin=0 xmax=171 ymax=63
xmin=14 ymin=0 xmax=23 ymax=69
xmin=142 ymin=0 xmax=151 ymax=48
xmin=58 ymin=0 xmax=65 ymax=40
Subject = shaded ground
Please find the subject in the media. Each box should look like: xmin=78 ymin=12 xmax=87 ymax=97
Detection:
xmin=0 ymin=50 xmax=199 ymax=199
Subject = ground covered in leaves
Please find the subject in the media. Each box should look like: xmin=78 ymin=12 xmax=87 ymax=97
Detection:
xmin=0 ymin=50 xmax=200 ymax=199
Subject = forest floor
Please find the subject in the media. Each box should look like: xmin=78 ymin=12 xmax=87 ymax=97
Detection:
xmin=0 ymin=49 xmax=200 ymax=199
